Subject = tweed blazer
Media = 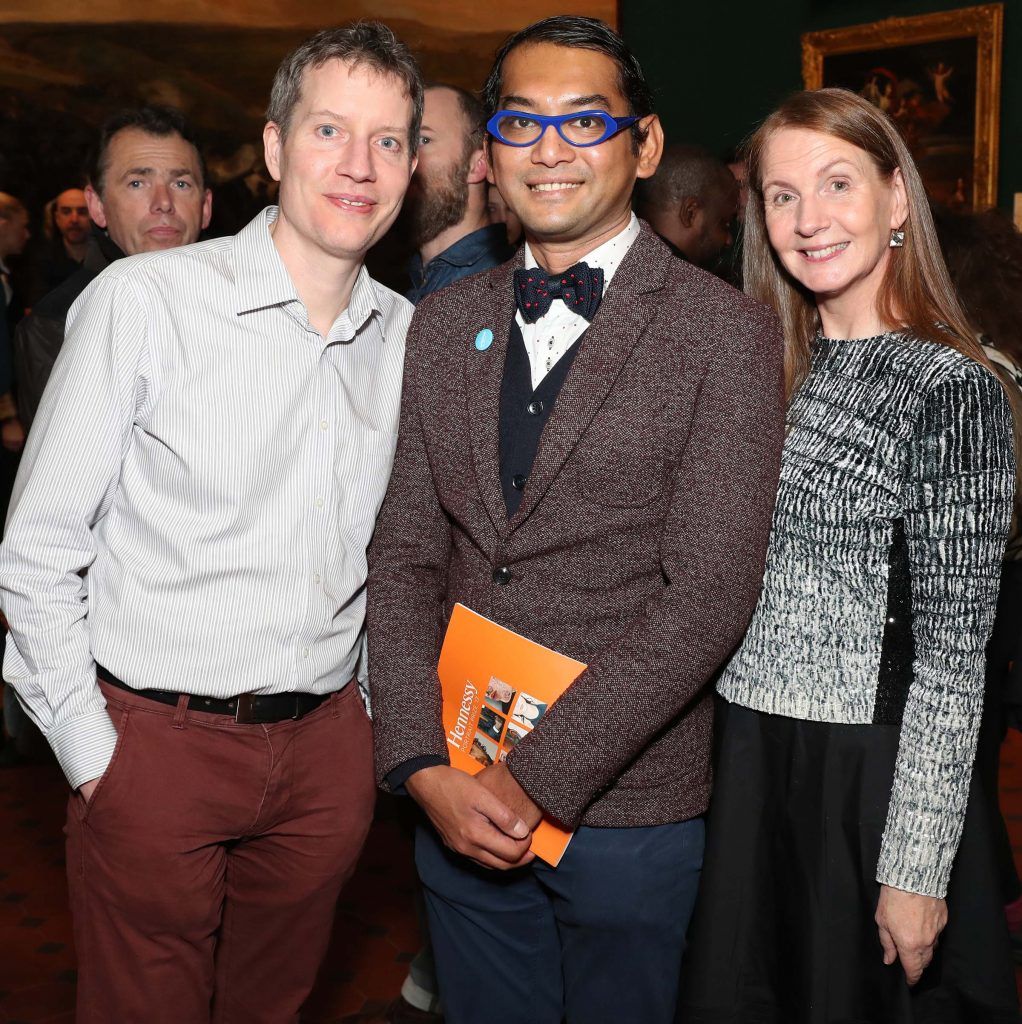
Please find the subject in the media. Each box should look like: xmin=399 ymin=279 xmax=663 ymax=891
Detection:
xmin=367 ymin=224 xmax=785 ymax=830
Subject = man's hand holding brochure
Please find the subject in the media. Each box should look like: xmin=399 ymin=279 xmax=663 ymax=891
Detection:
xmin=430 ymin=603 xmax=586 ymax=867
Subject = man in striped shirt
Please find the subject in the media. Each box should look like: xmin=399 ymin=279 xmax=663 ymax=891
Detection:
xmin=0 ymin=23 xmax=422 ymax=1023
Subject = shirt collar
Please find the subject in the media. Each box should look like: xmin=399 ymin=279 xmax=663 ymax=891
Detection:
xmin=233 ymin=206 xmax=382 ymax=338
xmin=336 ymin=263 xmax=384 ymax=341
xmin=408 ymin=223 xmax=510 ymax=280
xmin=435 ymin=224 xmax=510 ymax=269
xmin=233 ymin=207 xmax=301 ymax=315
xmin=522 ymin=212 xmax=640 ymax=294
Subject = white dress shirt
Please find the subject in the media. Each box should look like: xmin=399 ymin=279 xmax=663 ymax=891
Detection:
xmin=0 ymin=207 xmax=412 ymax=789
xmin=517 ymin=213 xmax=640 ymax=390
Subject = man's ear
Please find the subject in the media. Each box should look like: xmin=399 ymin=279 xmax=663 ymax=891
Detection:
xmin=263 ymin=122 xmax=284 ymax=183
xmin=84 ymin=184 xmax=108 ymax=230
xmin=201 ymin=189 xmax=213 ymax=231
xmin=678 ymin=196 xmax=701 ymax=229
xmin=484 ymin=136 xmax=496 ymax=186
xmin=635 ymin=115 xmax=664 ymax=181
xmin=466 ymin=146 xmax=488 ymax=186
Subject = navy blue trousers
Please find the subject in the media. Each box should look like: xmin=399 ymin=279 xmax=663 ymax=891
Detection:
xmin=415 ymin=817 xmax=704 ymax=1024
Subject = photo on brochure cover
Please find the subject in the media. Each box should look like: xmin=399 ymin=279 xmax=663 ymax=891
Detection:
xmin=470 ymin=731 xmax=499 ymax=767
xmin=504 ymin=721 xmax=528 ymax=749
xmin=484 ymin=676 xmax=516 ymax=714
xmin=511 ymin=693 xmax=548 ymax=729
xmin=478 ymin=705 xmax=506 ymax=741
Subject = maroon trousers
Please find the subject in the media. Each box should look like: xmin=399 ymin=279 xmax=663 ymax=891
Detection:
xmin=65 ymin=680 xmax=375 ymax=1023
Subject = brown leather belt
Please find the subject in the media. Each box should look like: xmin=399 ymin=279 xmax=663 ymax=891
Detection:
xmin=96 ymin=665 xmax=331 ymax=724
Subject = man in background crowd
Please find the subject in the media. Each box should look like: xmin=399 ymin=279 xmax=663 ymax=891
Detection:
xmin=635 ymin=143 xmax=738 ymax=270
xmin=0 ymin=191 xmax=29 ymax=483
xmin=0 ymin=193 xmax=29 ymax=449
xmin=0 ymin=194 xmax=29 ymax=332
xmin=404 ymin=83 xmax=512 ymax=304
xmin=30 ymin=187 xmax=92 ymax=302
xmin=0 ymin=192 xmax=30 ymax=764
xmin=53 ymin=189 xmax=91 ymax=262
xmin=0 ymin=22 xmax=421 ymax=1021
xmin=13 ymin=106 xmax=211 ymax=430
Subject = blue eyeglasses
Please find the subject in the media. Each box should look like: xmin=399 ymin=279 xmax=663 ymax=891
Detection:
xmin=486 ymin=110 xmax=640 ymax=148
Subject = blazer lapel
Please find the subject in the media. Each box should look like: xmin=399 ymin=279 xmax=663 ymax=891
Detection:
xmin=510 ymin=226 xmax=668 ymax=529
xmin=464 ymin=256 xmax=521 ymax=538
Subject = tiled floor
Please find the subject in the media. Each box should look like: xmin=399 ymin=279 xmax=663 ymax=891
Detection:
xmin=2 ymin=733 xmax=1022 ymax=1023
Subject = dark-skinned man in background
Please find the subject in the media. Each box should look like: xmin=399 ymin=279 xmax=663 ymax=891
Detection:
xmin=635 ymin=142 xmax=738 ymax=271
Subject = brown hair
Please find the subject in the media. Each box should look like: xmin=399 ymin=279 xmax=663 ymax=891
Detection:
xmin=742 ymin=88 xmax=986 ymax=396
xmin=425 ymin=83 xmax=487 ymax=159
xmin=267 ymin=22 xmax=423 ymax=154
xmin=87 ymin=106 xmax=206 ymax=194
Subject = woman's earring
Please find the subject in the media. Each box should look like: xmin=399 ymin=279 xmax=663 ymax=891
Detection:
xmin=890 ymin=229 xmax=905 ymax=248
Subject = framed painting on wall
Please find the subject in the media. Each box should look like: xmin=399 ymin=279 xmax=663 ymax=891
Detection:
xmin=801 ymin=4 xmax=1002 ymax=210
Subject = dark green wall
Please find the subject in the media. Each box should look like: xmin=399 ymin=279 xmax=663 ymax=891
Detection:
xmin=621 ymin=0 xmax=1020 ymax=210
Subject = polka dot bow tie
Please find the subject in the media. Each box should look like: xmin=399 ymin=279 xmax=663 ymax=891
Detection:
xmin=513 ymin=262 xmax=605 ymax=324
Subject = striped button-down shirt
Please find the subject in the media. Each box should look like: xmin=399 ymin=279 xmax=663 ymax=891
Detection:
xmin=0 ymin=207 xmax=412 ymax=789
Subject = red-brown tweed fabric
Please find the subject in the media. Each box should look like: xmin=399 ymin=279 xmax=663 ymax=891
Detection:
xmin=367 ymin=224 xmax=785 ymax=830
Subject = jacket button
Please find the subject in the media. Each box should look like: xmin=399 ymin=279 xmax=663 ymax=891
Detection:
xmin=512 ymin=473 xmax=527 ymax=491
xmin=492 ymin=566 xmax=512 ymax=585
xmin=527 ymin=400 xmax=544 ymax=416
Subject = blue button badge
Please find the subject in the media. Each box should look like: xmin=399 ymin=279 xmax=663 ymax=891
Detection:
xmin=474 ymin=328 xmax=494 ymax=351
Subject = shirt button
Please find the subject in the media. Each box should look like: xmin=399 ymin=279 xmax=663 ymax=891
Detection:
xmin=492 ymin=566 xmax=512 ymax=585
xmin=320 ymin=420 xmax=329 ymax=431
xmin=301 ymin=648 xmax=310 ymax=658
xmin=512 ymin=473 xmax=527 ymax=491
xmin=527 ymin=400 xmax=545 ymax=416
xmin=313 ymin=573 xmax=321 ymax=585
xmin=315 ymin=497 xmax=324 ymax=508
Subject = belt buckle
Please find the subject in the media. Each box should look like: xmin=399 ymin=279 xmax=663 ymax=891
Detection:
xmin=235 ymin=694 xmax=257 ymax=724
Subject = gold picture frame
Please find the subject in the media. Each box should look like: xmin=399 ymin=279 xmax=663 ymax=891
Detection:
xmin=802 ymin=4 xmax=1003 ymax=210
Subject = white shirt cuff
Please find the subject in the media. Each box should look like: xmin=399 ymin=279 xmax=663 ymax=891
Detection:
xmin=47 ymin=709 xmax=119 ymax=790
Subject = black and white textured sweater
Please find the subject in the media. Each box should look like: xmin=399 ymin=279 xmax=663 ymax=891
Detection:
xmin=718 ymin=332 xmax=1016 ymax=897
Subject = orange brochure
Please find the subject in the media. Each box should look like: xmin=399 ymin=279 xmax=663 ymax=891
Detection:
xmin=438 ymin=603 xmax=586 ymax=867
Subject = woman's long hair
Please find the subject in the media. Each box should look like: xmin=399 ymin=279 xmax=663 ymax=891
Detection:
xmin=742 ymin=88 xmax=987 ymax=397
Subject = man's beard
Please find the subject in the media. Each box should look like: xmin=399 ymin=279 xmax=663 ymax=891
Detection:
xmin=62 ymin=228 xmax=89 ymax=246
xmin=404 ymin=156 xmax=470 ymax=248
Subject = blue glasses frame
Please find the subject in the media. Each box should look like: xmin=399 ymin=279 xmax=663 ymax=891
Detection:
xmin=486 ymin=109 xmax=640 ymax=148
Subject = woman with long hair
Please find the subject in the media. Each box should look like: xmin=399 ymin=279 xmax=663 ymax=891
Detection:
xmin=681 ymin=88 xmax=1018 ymax=1022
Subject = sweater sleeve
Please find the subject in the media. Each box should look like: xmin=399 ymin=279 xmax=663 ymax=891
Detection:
xmin=876 ymin=365 xmax=1015 ymax=897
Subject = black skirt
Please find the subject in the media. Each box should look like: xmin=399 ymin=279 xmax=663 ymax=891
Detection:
xmin=679 ymin=701 xmax=1019 ymax=1024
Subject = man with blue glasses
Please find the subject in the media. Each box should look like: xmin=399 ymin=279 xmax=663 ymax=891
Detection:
xmin=486 ymin=109 xmax=639 ymax=148
xmin=368 ymin=16 xmax=786 ymax=1023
